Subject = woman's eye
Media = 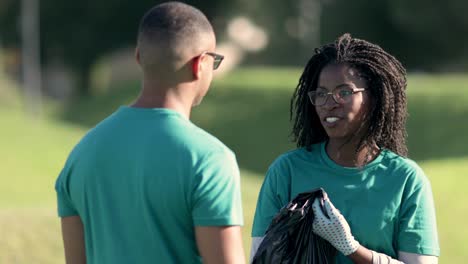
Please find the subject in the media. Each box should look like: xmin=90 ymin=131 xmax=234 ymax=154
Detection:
xmin=338 ymin=90 xmax=353 ymax=97
xmin=316 ymin=91 xmax=327 ymax=97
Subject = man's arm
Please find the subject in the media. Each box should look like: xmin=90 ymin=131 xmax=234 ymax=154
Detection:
xmin=61 ymin=216 xmax=86 ymax=264
xmin=195 ymin=226 xmax=246 ymax=264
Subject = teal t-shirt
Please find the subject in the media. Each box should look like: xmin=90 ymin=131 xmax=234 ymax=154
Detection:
xmin=55 ymin=106 xmax=243 ymax=264
xmin=252 ymin=142 xmax=439 ymax=262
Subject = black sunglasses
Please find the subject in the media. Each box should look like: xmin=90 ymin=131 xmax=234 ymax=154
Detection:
xmin=202 ymin=52 xmax=224 ymax=70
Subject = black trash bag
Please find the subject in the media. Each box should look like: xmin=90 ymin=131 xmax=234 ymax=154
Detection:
xmin=252 ymin=188 xmax=336 ymax=264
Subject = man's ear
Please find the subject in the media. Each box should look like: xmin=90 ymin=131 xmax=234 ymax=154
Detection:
xmin=135 ymin=47 xmax=141 ymax=65
xmin=192 ymin=54 xmax=204 ymax=79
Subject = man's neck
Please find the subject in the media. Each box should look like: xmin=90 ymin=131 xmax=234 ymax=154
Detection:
xmin=131 ymin=84 xmax=193 ymax=119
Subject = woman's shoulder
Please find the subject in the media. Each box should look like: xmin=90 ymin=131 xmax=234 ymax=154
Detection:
xmin=268 ymin=144 xmax=322 ymax=170
xmin=274 ymin=144 xmax=320 ymax=162
xmin=381 ymin=150 xmax=421 ymax=169
xmin=381 ymin=149 xmax=428 ymax=184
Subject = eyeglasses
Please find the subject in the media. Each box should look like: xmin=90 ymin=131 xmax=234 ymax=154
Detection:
xmin=202 ymin=52 xmax=224 ymax=70
xmin=307 ymin=87 xmax=366 ymax=106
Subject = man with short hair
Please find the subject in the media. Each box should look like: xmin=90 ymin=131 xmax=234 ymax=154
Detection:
xmin=55 ymin=2 xmax=245 ymax=263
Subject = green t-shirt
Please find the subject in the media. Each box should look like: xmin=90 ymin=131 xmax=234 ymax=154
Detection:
xmin=55 ymin=107 xmax=243 ymax=264
xmin=252 ymin=142 xmax=439 ymax=262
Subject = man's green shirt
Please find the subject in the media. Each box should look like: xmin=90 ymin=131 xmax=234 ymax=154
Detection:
xmin=56 ymin=107 xmax=243 ymax=263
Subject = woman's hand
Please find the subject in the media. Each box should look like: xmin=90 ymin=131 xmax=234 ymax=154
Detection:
xmin=311 ymin=197 xmax=360 ymax=256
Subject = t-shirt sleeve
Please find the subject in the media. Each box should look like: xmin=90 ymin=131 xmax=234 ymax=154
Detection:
xmin=191 ymin=150 xmax=243 ymax=226
xmin=251 ymin=160 xmax=290 ymax=237
xmin=397 ymin=166 xmax=440 ymax=256
xmin=55 ymin=165 xmax=79 ymax=217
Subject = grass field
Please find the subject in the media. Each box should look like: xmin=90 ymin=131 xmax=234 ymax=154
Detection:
xmin=1 ymin=68 xmax=467 ymax=263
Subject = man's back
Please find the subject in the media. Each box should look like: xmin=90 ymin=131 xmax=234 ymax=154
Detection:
xmin=56 ymin=106 xmax=243 ymax=263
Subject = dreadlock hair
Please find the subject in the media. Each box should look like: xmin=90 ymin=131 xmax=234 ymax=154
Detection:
xmin=290 ymin=33 xmax=408 ymax=157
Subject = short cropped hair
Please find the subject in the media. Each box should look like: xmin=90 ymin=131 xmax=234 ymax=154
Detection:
xmin=137 ymin=2 xmax=213 ymax=67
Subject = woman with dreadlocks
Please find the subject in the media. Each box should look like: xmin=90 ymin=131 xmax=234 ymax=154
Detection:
xmin=251 ymin=34 xmax=439 ymax=263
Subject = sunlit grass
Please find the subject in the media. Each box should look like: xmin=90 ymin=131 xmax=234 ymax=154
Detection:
xmin=420 ymin=157 xmax=468 ymax=263
xmin=0 ymin=208 xmax=63 ymax=264
xmin=0 ymin=108 xmax=85 ymax=208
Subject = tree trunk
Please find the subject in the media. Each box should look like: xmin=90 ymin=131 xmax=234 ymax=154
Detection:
xmin=298 ymin=0 xmax=321 ymax=55
xmin=21 ymin=0 xmax=42 ymax=117
xmin=76 ymin=64 xmax=92 ymax=98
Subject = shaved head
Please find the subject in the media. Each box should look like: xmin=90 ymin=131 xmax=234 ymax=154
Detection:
xmin=137 ymin=2 xmax=215 ymax=73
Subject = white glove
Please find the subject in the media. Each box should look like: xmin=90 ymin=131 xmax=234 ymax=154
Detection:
xmin=311 ymin=197 xmax=360 ymax=256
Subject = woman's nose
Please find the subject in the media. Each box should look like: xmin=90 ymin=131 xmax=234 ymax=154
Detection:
xmin=321 ymin=94 xmax=339 ymax=109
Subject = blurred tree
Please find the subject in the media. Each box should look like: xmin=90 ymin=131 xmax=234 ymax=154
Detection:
xmin=0 ymin=0 xmax=234 ymax=97
xmin=0 ymin=0 xmax=20 ymax=45
xmin=21 ymin=0 xmax=43 ymax=117
xmin=388 ymin=0 xmax=468 ymax=71
xmin=237 ymin=0 xmax=402 ymax=67
xmin=234 ymin=0 xmax=305 ymax=66
xmin=2 ymin=0 xmax=467 ymax=96
xmin=316 ymin=0 xmax=408 ymax=67
xmin=303 ymin=0 xmax=468 ymax=71
xmin=242 ymin=0 xmax=468 ymax=72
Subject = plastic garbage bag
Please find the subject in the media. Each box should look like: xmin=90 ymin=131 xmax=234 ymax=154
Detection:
xmin=252 ymin=188 xmax=336 ymax=264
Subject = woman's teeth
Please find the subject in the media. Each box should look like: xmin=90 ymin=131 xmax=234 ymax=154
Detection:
xmin=326 ymin=117 xmax=339 ymax=123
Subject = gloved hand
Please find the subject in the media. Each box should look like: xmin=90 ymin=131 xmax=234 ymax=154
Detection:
xmin=311 ymin=197 xmax=360 ymax=256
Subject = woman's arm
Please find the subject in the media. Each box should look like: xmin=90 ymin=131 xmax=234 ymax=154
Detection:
xmin=348 ymin=247 xmax=439 ymax=264
xmin=398 ymin=252 xmax=438 ymax=264
xmin=249 ymin=236 xmax=264 ymax=263
xmin=312 ymin=198 xmax=438 ymax=264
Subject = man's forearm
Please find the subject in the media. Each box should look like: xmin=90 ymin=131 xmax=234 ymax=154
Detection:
xmin=195 ymin=226 xmax=246 ymax=264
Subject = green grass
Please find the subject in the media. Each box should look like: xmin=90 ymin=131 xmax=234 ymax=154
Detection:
xmin=0 ymin=108 xmax=85 ymax=208
xmin=0 ymin=208 xmax=63 ymax=264
xmin=1 ymin=67 xmax=468 ymax=263
xmin=423 ymin=157 xmax=468 ymax=263
xmin=406 ymin=74 xmax=468 ymax=160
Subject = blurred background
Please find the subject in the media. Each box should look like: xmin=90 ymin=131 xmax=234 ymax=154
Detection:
xmin=1 ymin=0 xmax=467 ymax=263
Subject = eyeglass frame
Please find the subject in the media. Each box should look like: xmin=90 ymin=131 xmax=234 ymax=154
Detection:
xmin=200 ymin=51 xmax=224 ymax=70
xmin=307 ymin=87 xmax=366 ymax=106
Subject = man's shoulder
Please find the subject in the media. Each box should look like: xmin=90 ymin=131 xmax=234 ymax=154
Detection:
xmin=185 ymin=124 xmax=234 ymax=155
